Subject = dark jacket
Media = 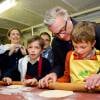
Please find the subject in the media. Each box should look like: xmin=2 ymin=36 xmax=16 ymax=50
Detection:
xmin=1 ymin=49 xmax=24 ymax=81
xmin=26 ymin=57 xmax=52 ymax=80
xmin=95 ymin=23 xmax=100 ymax=50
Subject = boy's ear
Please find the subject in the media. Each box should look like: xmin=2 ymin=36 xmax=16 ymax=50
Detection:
xmin=92 ymin=40 xmax=96 ymax=47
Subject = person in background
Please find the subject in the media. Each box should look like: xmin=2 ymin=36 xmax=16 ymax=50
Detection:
xmin=38 ymin=6 xmax=100 ymax=88
xmin=2 ymin=27 xmax=26 ymax=83
xmin=57 ymin=21 xmax=100 ymax=90
xmin=40 ymin=32 xmax=54 ymax=67
xmin=17 ymin=35 xmax=51 ymax=86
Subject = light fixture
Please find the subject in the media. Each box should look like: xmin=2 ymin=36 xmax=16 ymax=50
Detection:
xmin=0 ymin=0 xmax=17 ymax=14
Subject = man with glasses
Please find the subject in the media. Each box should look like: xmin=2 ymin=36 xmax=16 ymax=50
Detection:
xmin=38 ymin=7 xmax=100 ymax=89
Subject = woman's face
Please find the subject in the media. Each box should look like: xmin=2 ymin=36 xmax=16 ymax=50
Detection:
xmin=41 ymin=34 xmax=51 ymax=49
xmin=8 ymin=29 xmax=21 ymax=44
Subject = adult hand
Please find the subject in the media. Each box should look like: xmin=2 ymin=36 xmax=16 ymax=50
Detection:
xmin=38 ymin=73 xmax=57 ymax=88
xmin=20 ymin=45 xmax=27 ymax=55
xmin=9 ymin=44 xmax=20 ymax=55
xmin=84 ymin=73 xmax=100 ymax=90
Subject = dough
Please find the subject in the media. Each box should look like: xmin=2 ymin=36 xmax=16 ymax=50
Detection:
xmin=39 ymin=90 xmax=73 ymax=98
xmin=7 ymin=85 xmax=25 ymax=89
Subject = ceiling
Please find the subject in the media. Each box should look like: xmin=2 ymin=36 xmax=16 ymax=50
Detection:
xmin=0 ymin=0 xmax=100 ymax=36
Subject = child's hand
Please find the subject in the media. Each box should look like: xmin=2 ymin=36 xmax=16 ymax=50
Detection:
xmin=24 ymin=78 xmax=38 ymax=86
xmin=2 ymin=77 xmax=12 ymax=85
xmin=84 ymin=73 xmax=100 ymax=90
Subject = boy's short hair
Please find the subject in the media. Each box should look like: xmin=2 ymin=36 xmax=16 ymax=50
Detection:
xmin=40 ymin=32 xmax=51 ymax=41
xmin=27 ymin=35 xmax=44 ymax=49
xmin=71 ymin=21 xmax=95 ymax=43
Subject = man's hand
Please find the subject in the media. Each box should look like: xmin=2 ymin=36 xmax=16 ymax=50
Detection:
xmin=38 ymin=73 xmax=57 ymax=88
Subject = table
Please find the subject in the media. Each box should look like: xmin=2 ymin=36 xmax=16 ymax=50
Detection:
xmin=0 ymin=86 xmax=99 ymax=100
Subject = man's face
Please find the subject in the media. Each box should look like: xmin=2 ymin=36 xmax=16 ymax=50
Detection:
xmin=48 ymin=16 xmax=71 ymax=41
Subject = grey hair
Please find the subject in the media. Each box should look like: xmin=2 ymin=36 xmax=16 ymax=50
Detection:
xmin=44 ymin=6 xmax=69 ymax=26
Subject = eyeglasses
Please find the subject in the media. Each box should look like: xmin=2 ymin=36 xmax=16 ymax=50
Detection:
xmin=53 ymin=21 xmax=67 ymax=37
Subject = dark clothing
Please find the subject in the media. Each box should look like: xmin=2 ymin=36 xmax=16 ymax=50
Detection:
xmin=1 ymin=49 xmax=24 ymax=81
xmin=95 ymin=23 xmax=100 ymax=50
xmin=26 ymin=57 xmax=52 ymax=80
xmin=51 ymin=19 xmax=100 ymax=78
xmin=0 ymin=52 xmax=9 ymax=80
xmin=52 ymin=38 xmax=73 ymax=77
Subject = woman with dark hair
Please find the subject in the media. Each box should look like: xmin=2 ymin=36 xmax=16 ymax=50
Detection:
xmin=40 ymin=32 xmax=54 ymax=67
xmin=1 ymin=28 xmax=26 ymax=83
